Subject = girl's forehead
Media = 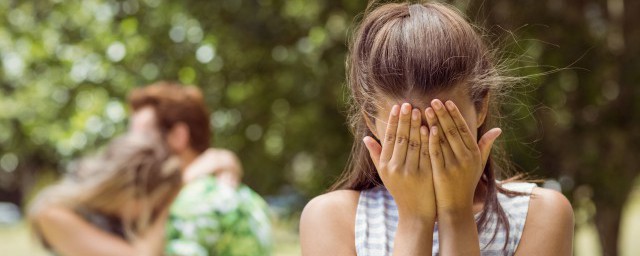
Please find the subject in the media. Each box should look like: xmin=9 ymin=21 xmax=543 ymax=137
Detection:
xmin=378 ymin=87 xmax=472 ymax=111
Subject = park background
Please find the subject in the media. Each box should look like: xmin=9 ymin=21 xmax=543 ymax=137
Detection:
xmin=0 ymin=0 xmax=639 ymax=255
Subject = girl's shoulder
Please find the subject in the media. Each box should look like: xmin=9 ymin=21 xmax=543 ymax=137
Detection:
xmin=496 ymin=182 xmax=572 ymax=220
xmin=515 ymin=186 xmax=574 ymax=254
xmin=301 ymin=189 xmax=361 ymax=224
xmin=526 ymin=186 xmax=573 ymax=224
xmin=300 ymin=190 xmax=361 ymax=255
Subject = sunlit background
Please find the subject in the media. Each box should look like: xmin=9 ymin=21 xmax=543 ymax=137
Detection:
xmin=1 ymin=0 xmax=639 ymax=255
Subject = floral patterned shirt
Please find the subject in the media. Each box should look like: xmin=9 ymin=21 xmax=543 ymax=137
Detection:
xmin=165 ymin=176 xmax=272 ymax=256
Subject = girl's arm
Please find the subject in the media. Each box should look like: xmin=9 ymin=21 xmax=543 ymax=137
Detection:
xmin=35 ymin=206 xmax=136 ymax=256
xmin=183 ymin=148 xmax=243 ymax=187
xmin=424 ymin=99 xmax=501 ymax=256
xmin=135 ymin=208 xmax=172 ymax=256
xmin=425 ymin=99 xmax=573 ymax=256
xmin=363 ymin=103 xmax=437 ymax=255
xmin=35 ymin=206 xmax=169 ymax=256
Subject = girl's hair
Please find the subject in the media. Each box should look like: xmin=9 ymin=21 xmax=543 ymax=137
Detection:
xmin=29 ymin=134 xmax=183 ymax=242
xmin=332 ymin=1 xmax=526 ymax=250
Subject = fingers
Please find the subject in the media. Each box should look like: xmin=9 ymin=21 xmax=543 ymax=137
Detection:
xmin=390 ymin=103 xmax=413 ymax=163
xmin=404 ymin=108 xmax=422 ymax=172
xmin=444 ymin=100 xmax=476 ymax=151
xmin=418 ymin=125 xmax=431 ymax=172
xmin=425 ymin=106 xmax=455 ymax=165
xmin=363 ymin=136 xmax=382 ymax=170
xmin=431 ymin=99 xmax=467 ymax=157
xmin=478 ymin=128 xmax=502 ymax=169
xmin=379 ymin=105 xmax=400 ymax=163
xmin=428 ymin=125 xmax=445 ymax=171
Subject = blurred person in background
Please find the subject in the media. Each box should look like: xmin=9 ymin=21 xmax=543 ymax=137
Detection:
xmin=130 ymin=82 xmax=272 ymax=256
xmin=31 ymin=82 xmax=272 ymax=256
xmin=29 ymin=134 xmax=183 ymax=256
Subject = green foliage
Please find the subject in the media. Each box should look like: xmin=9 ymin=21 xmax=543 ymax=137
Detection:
xmin=1 ymin=2 xmax=639 ymax=254
xmin=0 ymin=0 xmax=365 ymax=201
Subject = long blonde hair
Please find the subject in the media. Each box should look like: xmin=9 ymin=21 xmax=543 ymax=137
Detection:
xmin=29 ymin=134 xmax=182 ymax=241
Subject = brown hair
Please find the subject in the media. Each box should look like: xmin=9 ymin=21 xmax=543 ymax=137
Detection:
xmin=128 ymin=81 xmax=211 ymax=153
xmin=332 ymin=1 xmax=525 ymax=250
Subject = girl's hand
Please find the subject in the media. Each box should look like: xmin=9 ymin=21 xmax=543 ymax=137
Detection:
xmin=425 ymin=99 xmax=502 ymax=214
xmin=132 ymin=209 xmax=170 ymax=256
xmin=363 ymin=103 xmax=436 ymax=221
xmin=183 ymin=148 xmax=243 ymax=187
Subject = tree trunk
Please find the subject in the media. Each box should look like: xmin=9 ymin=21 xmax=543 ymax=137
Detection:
xmin=593 ymin=202 xmax=622 ymax=256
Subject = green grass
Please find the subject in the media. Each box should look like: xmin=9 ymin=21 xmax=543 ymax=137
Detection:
xmin=272 ymin=215 xmax=300 ymax=256
xmin=0 ymin=222 xmax=48 ymax=256
xmin=0 ymin=215 xmax=301 ymax=256
xmin=2 ymin=187 xmax=640 ymax=256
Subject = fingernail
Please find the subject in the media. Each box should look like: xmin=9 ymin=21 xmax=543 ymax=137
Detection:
xmin=445 ymin=100 xmax=455 ymax=111
xmin=362 ymin=137 xmax=372 ymax=148
xmin=426 ymin=108 xmax=435 ymax=119
xmin=432 ymin=99 xmax=442 ymax=110
xmin=401 ymin=103 xmax=411 ymax=114
xmin=431 ymin=126 xmax=438 ymax=135
xmin=412 ymin=109 xmax=419 ymax=120
xmin=391 ymin=105 xmax=399 ymax=116
xmin=421 ymin=126 xmax=428 ymax=135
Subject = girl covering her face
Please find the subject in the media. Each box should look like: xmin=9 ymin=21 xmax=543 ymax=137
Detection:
xmin=300 ymin=2 xmax=574 ymax=256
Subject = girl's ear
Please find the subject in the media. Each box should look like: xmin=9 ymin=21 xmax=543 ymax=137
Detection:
xmin=363 ymin=112 xmax=379 ymax=139
xmin=476 ymin=96 xmax=490 ymax=128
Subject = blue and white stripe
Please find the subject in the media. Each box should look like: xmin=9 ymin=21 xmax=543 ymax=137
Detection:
xmin=355 ymin=182 xmax=537 ymax=256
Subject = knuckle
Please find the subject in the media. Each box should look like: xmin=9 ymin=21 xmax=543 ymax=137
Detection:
xmin=385 ymin=134 xmax=395 ymax=143
xmin=387 ymin=164 xmax=401 ymax=172
xmin=405 ymin=166 xmax=419 ymax=174
xmin=396 ymin=135 xmax=408 ymax=145
xmin=408 ymin=140 xmax=420 ymax=150
xmin=380 ymin=163 xmax=389 ymax=171
xmin=421 ymin=149 xmax=430 ymax=157
xmin=447 ymin=127 xmax=458 ymax=136
xmin=431 ymin=150 xmax=440 ymax=158
xmin=457 ymin=125 xmax=469 ymax=134
xmin=439 ymin=137 xmax=446 ymax=145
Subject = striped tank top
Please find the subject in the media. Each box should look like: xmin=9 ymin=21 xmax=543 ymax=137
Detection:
xmin=355 ymin=182 xmax=537 ymax=256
